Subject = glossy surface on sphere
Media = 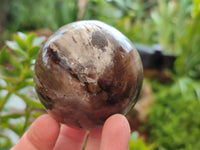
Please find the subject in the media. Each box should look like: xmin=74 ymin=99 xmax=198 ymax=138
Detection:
xmin=34 ymin=20 xmax=143 ymax=130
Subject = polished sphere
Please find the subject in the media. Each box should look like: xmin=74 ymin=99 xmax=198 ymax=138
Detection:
xmin=34 ymin=20 xmax=143 ymax=130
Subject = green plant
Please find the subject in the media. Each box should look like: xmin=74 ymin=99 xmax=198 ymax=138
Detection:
xmin=2 ymin=0 xmax=79 ymax=32
xmin=151 ymin=0 xmax=192 ymax=52
xmin=0 ymin=32 xmax=44 ymax=149
xmin=107 ymin=0 xmax=157 ymax=45
xmin=83 ymin=0 xmax=123 ymax=24
xmin=151 ymin=0 xmax=200 ymax=78
xmin=129 ymin=132 xmax=154 ymax=150
xmin=147 ymin=77 xmax=200 ymax=150
xmin=145 ymin=1 xmax=200 ymax=150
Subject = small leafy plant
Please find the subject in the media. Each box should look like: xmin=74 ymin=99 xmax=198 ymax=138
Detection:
xmin=129 ymin=132 xmax=154 ymax=150
xmin=0 ymin=32 xmax=45 ymax=148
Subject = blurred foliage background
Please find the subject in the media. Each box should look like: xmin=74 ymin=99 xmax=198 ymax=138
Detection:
xmin=0 ymin=0 xmax=200 ymax=150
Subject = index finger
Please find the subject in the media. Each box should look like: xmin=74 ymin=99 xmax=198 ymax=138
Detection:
xmin=100 ymin=114 xmax=131 ymax=150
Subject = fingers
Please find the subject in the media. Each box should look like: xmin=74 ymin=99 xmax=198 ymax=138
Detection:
xmin=100 ymin=114 xmax=130 ymax=150
xmin=85 ymin=128 xmax=102 ymax=150
xmin=53 ymin=125 xmax=87 ymax=150
xmin=85 ymin=114 xmax=130 ymax=150
xmin=11 ymin=114 xmax=60 ymax=150
xmin=11 ymin=114 xmax=130 ymax=150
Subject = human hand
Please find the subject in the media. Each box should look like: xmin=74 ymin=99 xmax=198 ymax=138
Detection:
xmin=11 ymin=114 xmax=130 ymax=150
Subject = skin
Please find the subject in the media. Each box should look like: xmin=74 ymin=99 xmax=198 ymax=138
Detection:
xmin=11 ymin=114 xmax=130 ymax=150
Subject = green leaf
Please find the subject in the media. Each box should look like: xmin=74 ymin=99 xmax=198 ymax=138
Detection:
xmin=14 ymin=49 xmax=27 ymax=58
xmin=32 ymin=112 xmax=43 ymax=119
xmin=0 ymin=61 xmax=21 ymax=79
xmin=8 ymin=53 xmax=22 ymax=70
xmin=0 ymin=133 xmax=12 ymax=147
xmin=0 ymin=47 xmax=22 ymax=77
xmin=26 ymin=33 xmax=36 ymax=47
xmin=6 ymin=41 xmax=22 ymax=51
xmin=13 ymin=35 xmax=28 ymax=51
xmin=33 ymin=36 xmax=45 ymax=46
xmin=28 ymin=46 xmax=40 ymax=59
xmin=6 ymin=41 xmax=27 ymax=57
xmin=0 ymin=47 xmax=10 ymax=65
xmin=129 ymin=136 xmax=154 ymax=150
xmin=6 ymin=41 xmax=26 ymax=58
xmin=0 ymin=133 xmax=10 ymax=141
xmin=193 ymin=0 xmax=200 ymax=17
xmin=17 ymin=32 xmax=27 ymax=40
xmin=24 ymin=79 xmax=34 ymax=86
xmin=1 ymin=113 xmax=24 ymax=122
xmin=0 ymin=76 xmax=20 ymax=83
xmin=16 ymin=93 xmax=44 ymax=109
xmin=0 ymin=67 xmax=20 ymax=78
xmin=1 ymin=122 xmax=23 ymax=136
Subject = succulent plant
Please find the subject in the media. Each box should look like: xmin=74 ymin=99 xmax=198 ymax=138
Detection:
xmin=34 ymin=20 xmax=143 ymax=130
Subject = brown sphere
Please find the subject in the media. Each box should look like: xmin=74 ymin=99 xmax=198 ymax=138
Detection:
xmin=34 ymin=20 xmax=143 ymax=130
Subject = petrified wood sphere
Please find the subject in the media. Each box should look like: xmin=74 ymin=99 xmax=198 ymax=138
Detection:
xmin=34 ymin=20 xmax=143 ymax=130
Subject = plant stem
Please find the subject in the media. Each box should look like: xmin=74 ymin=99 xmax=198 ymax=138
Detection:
xmin=22 ymin=105 xmax=31 ymax=135
xmin=0 ymin=76 xmax=21 ymax=82
xmin=0 ymin=91 xmax=12 ymax=112
xmin=82 ymin=131 xmax=90 ymax=150
xmin=15 ymin=93 xmax=43 ymax=109
xmin=0 ymin=86 xmax=8 ymax=90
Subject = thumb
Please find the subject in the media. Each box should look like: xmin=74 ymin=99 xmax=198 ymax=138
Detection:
xmin=11 ymin=114 xmax=60 ymax=150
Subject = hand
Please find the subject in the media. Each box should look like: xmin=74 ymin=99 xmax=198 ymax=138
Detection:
xmin=11 ymin=114 xmax=130 ymax=150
